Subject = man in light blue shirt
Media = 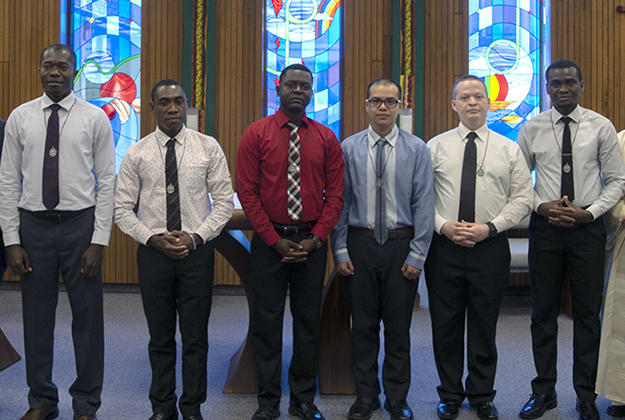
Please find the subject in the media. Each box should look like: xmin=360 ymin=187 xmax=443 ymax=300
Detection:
xmin=332 ymin=77 xmax=435 ymax=420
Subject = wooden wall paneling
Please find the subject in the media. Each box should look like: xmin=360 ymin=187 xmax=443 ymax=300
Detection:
xmin=1 ymin=0 xmax=60 ymax=282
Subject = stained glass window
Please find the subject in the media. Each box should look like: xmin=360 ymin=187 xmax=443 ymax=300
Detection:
xmin=468 ymin=0 xmax=550 ymax=141
xmin=265 ymin=0 xmax=342 ymax=139
xmin=70 ymin=0 xmax=142 ymax=173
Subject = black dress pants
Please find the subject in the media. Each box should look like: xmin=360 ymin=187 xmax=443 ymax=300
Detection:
xmin=344 ymin=233 xmax=418 ymax=400
xmin=425 ymin=232 xmax=510 ymax=404
xmin=250 ymin=231 xmax=327 ymax=408
xmin=20 ymin=208 xmax=104 ymax=415
xmin=528 ymin=212 xmax=605 ymax=401
xmin=137 ymin=242 xmax=215 ymax=417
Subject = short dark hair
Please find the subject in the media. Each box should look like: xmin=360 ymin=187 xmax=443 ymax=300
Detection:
xmin=366 ymin=78 xmax=402 ymax=100
xmin=546 ymin=59 xmax=583 ymax=82
xmin=279 ymin=64 xmax=314 ymax=83
xmin=40 ymin=43 xmax=77 ymax=70
xmin=151 ymin=79 xmax=185 ymax=102
xmin=452 ymin=75 xmax=488 ymax=99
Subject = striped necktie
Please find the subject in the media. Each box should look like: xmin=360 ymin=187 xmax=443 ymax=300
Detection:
xmin=287 ymin=121 xmax=303 ymax=221
xmin=165 ymin=139 xmax=182 ymax=232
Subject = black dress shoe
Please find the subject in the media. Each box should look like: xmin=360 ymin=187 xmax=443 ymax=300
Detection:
xmin=183 ymin=416 xmax=203 ymax=420
xmin=438 ymin=400 xmax=460 ymax=420
xmin=288 ymin=402 xmax=325 ymax=420
xmin=20 ymin=407 xmax=59 ymax=420
xmin=519 ymin=393 xmax=557 ymax=419
xmin=608 ymin=404 xmax=625 ymax=417
xmin=384 ymin=399 xmax=414 ymax=420
xmin=251 ymin=406 xmax=280 ymax=420
xmin=149 ymin=412 xmax=178 ymax=420
xmin=348 ymin=396 xmax=380 ymax=420
xmin=471 ymin=401 xmax=498 ymax=420
xmin=577 ymin=400 xmax=600 ymax=420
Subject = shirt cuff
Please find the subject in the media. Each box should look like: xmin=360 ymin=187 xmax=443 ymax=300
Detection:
xmin=91 ymin=230 xmax=111 ymax=247
xmin=586 ymin=204 xmax=600 ymax=220
xmin=404 ymin=252 xmax=425 ymax=272
xmin=333 ymin=248 xmax=350 ymax=265
xmin=3 ymin=231 xmax=21 ymax=246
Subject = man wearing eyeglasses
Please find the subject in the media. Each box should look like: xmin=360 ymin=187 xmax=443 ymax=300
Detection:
xmin=331 ymin=77 xmax=435 ymax=420
xmin=425 ymin=75 xmax=533 ymax=420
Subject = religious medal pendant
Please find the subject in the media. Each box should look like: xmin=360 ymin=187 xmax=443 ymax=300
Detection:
xmin=288 ymin=164 xmax=297 ymax=175
xmin=477 ymin=168 xmax=484 ymax=177
xmin=563 ymin=162 xmax=571 ymax=174
xmin=49 ymin=147 xmax=57 ymax=158
xmin=167 ymin=183 xmax=175 ymax=194
xmin=376 ymin=178 xmax=383 ymax=188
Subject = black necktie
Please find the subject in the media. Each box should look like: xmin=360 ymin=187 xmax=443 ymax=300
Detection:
xmin=43 ymin=104 xmax=61 ymax=211
xmin=165 ymin=139 xmax=182 ymax=232
xmin=458 ymin=132 xmax=477 ymax=223
xmin=560 ymin=116 xmax=574 ymax=202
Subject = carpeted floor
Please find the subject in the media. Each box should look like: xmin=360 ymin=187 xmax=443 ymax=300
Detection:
xmin=0 ymin=285 xmax=609 ymax=420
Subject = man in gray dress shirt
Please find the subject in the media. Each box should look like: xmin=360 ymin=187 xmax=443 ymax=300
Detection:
xmin=114 ymin=79 xmax=234 ymax=420
xmin=517 ymin=59 xmax=625 ymax=420
xmin=0 ymin=44 xmax=115 ymax=420
xmin=426 ymin=75 xmax=533 ymax=420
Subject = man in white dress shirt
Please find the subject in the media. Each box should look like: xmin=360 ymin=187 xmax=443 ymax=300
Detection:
xmin=114 ymin=79 xmax=234 ymax=420
xmin=0 ymin=43 xmax=115 ymax=420
xmin=425 ymin=75 xmax=533 ymax=420
xmin=517 ymin=59 xmax=625 ymax=420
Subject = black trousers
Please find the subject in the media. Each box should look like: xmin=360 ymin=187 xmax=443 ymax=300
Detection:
xmin=250 ymin=231 xmax=327 ymax=408
xmin=344 ymin=233 xmax=418 ymax=400
xmin=20 ymin=208 xmax=104 ymax=415
xmin=137 ymin=242 xmax=215 ymax=417
xmin=528 ymin=212 xmax=605 ymax=401
xmin=425 ymin=232 xmax=510 ymax=404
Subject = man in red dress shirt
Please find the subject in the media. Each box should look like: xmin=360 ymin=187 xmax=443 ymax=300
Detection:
xmin=236 ymin=64 xmax=344 ymax=420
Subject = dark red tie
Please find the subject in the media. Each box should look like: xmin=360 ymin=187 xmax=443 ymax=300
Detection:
xmin=166 ymin=139 xmax=182 ymax=232
xmin=43 ymin=104 xmax=61 ymax=211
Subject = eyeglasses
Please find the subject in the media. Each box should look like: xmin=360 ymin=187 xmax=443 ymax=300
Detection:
xmin=366 ymin=98 xmax=401 ymax=108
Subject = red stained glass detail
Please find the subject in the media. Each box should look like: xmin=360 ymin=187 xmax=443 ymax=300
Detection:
xmin=274 ymin=76 xmax=280 ymax=86
xmin=102 ymin=103 xmax=116 ymax=120
xmin=275 ymin=38 xmax=280 ymax=52
xmin=99 ymin=72 xmax=137 ymax=104
xmin=271 ymin=0 xmax=283 ymax=16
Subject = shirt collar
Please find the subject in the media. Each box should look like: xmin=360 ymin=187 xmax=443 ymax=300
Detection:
xmin=155 ymin=125 xmax=187 ymax=146
xmin=41 ymin=91 xmax=75 ymax=112
xmin=367 ymin=124 xmax=398 ymax=149
xmin=551 ymin=105 xmax=582 ymax=124
xmin=457 ymin=122 xmax=489 ymax=143
xmin=276 ymin=108 xmax=309 ymax=129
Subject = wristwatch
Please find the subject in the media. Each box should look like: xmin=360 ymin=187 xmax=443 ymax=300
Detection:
xmin=486 ymin=222 xmax=498 ymax=238
xmin=309 ymin=234 xmax=323 ymax=249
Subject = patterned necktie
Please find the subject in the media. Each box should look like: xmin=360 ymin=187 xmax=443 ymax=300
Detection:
xmin=287 ymin=121 xmax=303 ymax=221
xmin=560 ymin=116 xmax=574 ymax=202
xmin=375 ymin=138 xmax=388 ymax=244
xmin=42 ymin=104 xmax=61 ymax=211
xmin=165 ymin=139 xmax=182 ymax=232
xmin=458 ymin=132 xmax=477 ymax=223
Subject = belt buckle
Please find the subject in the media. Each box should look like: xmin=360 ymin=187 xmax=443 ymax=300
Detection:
xmin=284 ymin=225 xmax=298 ymax=235
xmin=44 ymin=212 xmax=62 ymax=222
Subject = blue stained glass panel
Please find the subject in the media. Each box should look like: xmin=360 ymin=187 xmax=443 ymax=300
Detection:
xmin=265 ymin=0 xmax=342 ymax=140
xmin=70 ymin=0 xmax=141 ymax=173
xmin=469 ymin=0 xmax=550 ymax=141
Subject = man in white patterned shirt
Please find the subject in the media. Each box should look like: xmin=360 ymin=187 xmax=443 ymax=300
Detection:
xmin=114 ymin=79 xmax=234 ymax=420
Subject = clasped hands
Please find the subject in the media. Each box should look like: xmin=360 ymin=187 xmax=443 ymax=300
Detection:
xmin=441 ymin=221 xmax=490 ymax=248
xmin=538 ymin=196 xmax=592 ymax=227
xmin=148 ymin=230 xmax=198 ymax=259
xmin=271 ymin=238 xmax=316 ymax=263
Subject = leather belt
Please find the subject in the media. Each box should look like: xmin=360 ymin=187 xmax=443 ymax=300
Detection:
xmin=348 ymin=226 xmax=414 ymax=239
xmin=23 ymin=207 xmax=92 ymax=223
xmin=272 ymin=220 xmax=316 ymax=236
